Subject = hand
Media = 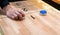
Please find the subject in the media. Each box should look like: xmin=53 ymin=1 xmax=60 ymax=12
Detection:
xmin=2 ymin=4 xmax=25 ymax=20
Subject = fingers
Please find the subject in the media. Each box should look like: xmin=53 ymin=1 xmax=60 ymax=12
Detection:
xmin=15 ymin=11 xmax=25 ymax=20
xmin=18 ymin=13 xmax=24 ymax=20
xmin=7 ymin=14 xmax=15 ymax=19
xmin=6 ymin=8 xmax=25 ymax=20
xmin=18 ymin=10 xmax=25 ymax=17
xmin=12 ymin=13 xmax=18 ymax=20
xmin=7 ymin=12 xmax=18 ymax=20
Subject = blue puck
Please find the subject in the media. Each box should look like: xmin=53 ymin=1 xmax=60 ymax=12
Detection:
xmin=40 ymin=10 xmax=47 ymax=15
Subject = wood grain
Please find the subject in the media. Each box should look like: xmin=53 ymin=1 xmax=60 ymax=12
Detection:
xmin=52 ymin=0 xmax=60 ymax=4
xmin=0 ymin=1 xmax=60 ymax=35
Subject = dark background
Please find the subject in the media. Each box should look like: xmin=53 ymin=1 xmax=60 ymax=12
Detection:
xmin=42 ymin=0 xmax=60 ymax=10
xmin=8 ymin=0 xmax=25 ymax=2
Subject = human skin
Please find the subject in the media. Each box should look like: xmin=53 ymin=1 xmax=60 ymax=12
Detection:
xmin=2 ymin=4 xmax=25 ymax=20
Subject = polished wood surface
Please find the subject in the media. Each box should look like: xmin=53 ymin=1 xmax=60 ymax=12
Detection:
xmin=0 ymin=1 xmax=60 ymax=35
xmin=52 ymin=0 xmax=60 ymax=4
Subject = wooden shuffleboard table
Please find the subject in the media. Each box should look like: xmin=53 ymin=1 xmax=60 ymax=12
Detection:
xmin=0 ymin=0 xmax=60 ymax=35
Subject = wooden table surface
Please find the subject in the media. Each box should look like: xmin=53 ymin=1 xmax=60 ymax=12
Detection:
xmin=52 ymin=0 xmax=60 ymax=4
xmin=0 ymin=1 xmax=60 ymax=35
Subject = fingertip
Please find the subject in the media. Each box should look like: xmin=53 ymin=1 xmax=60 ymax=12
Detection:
xmin=18 ymin=11 xmax=25 ymax=17
xmin=22 ymin=14 xmax=25 ymax=17
xmin=19 ymin=17 xmax=25 ymax=21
